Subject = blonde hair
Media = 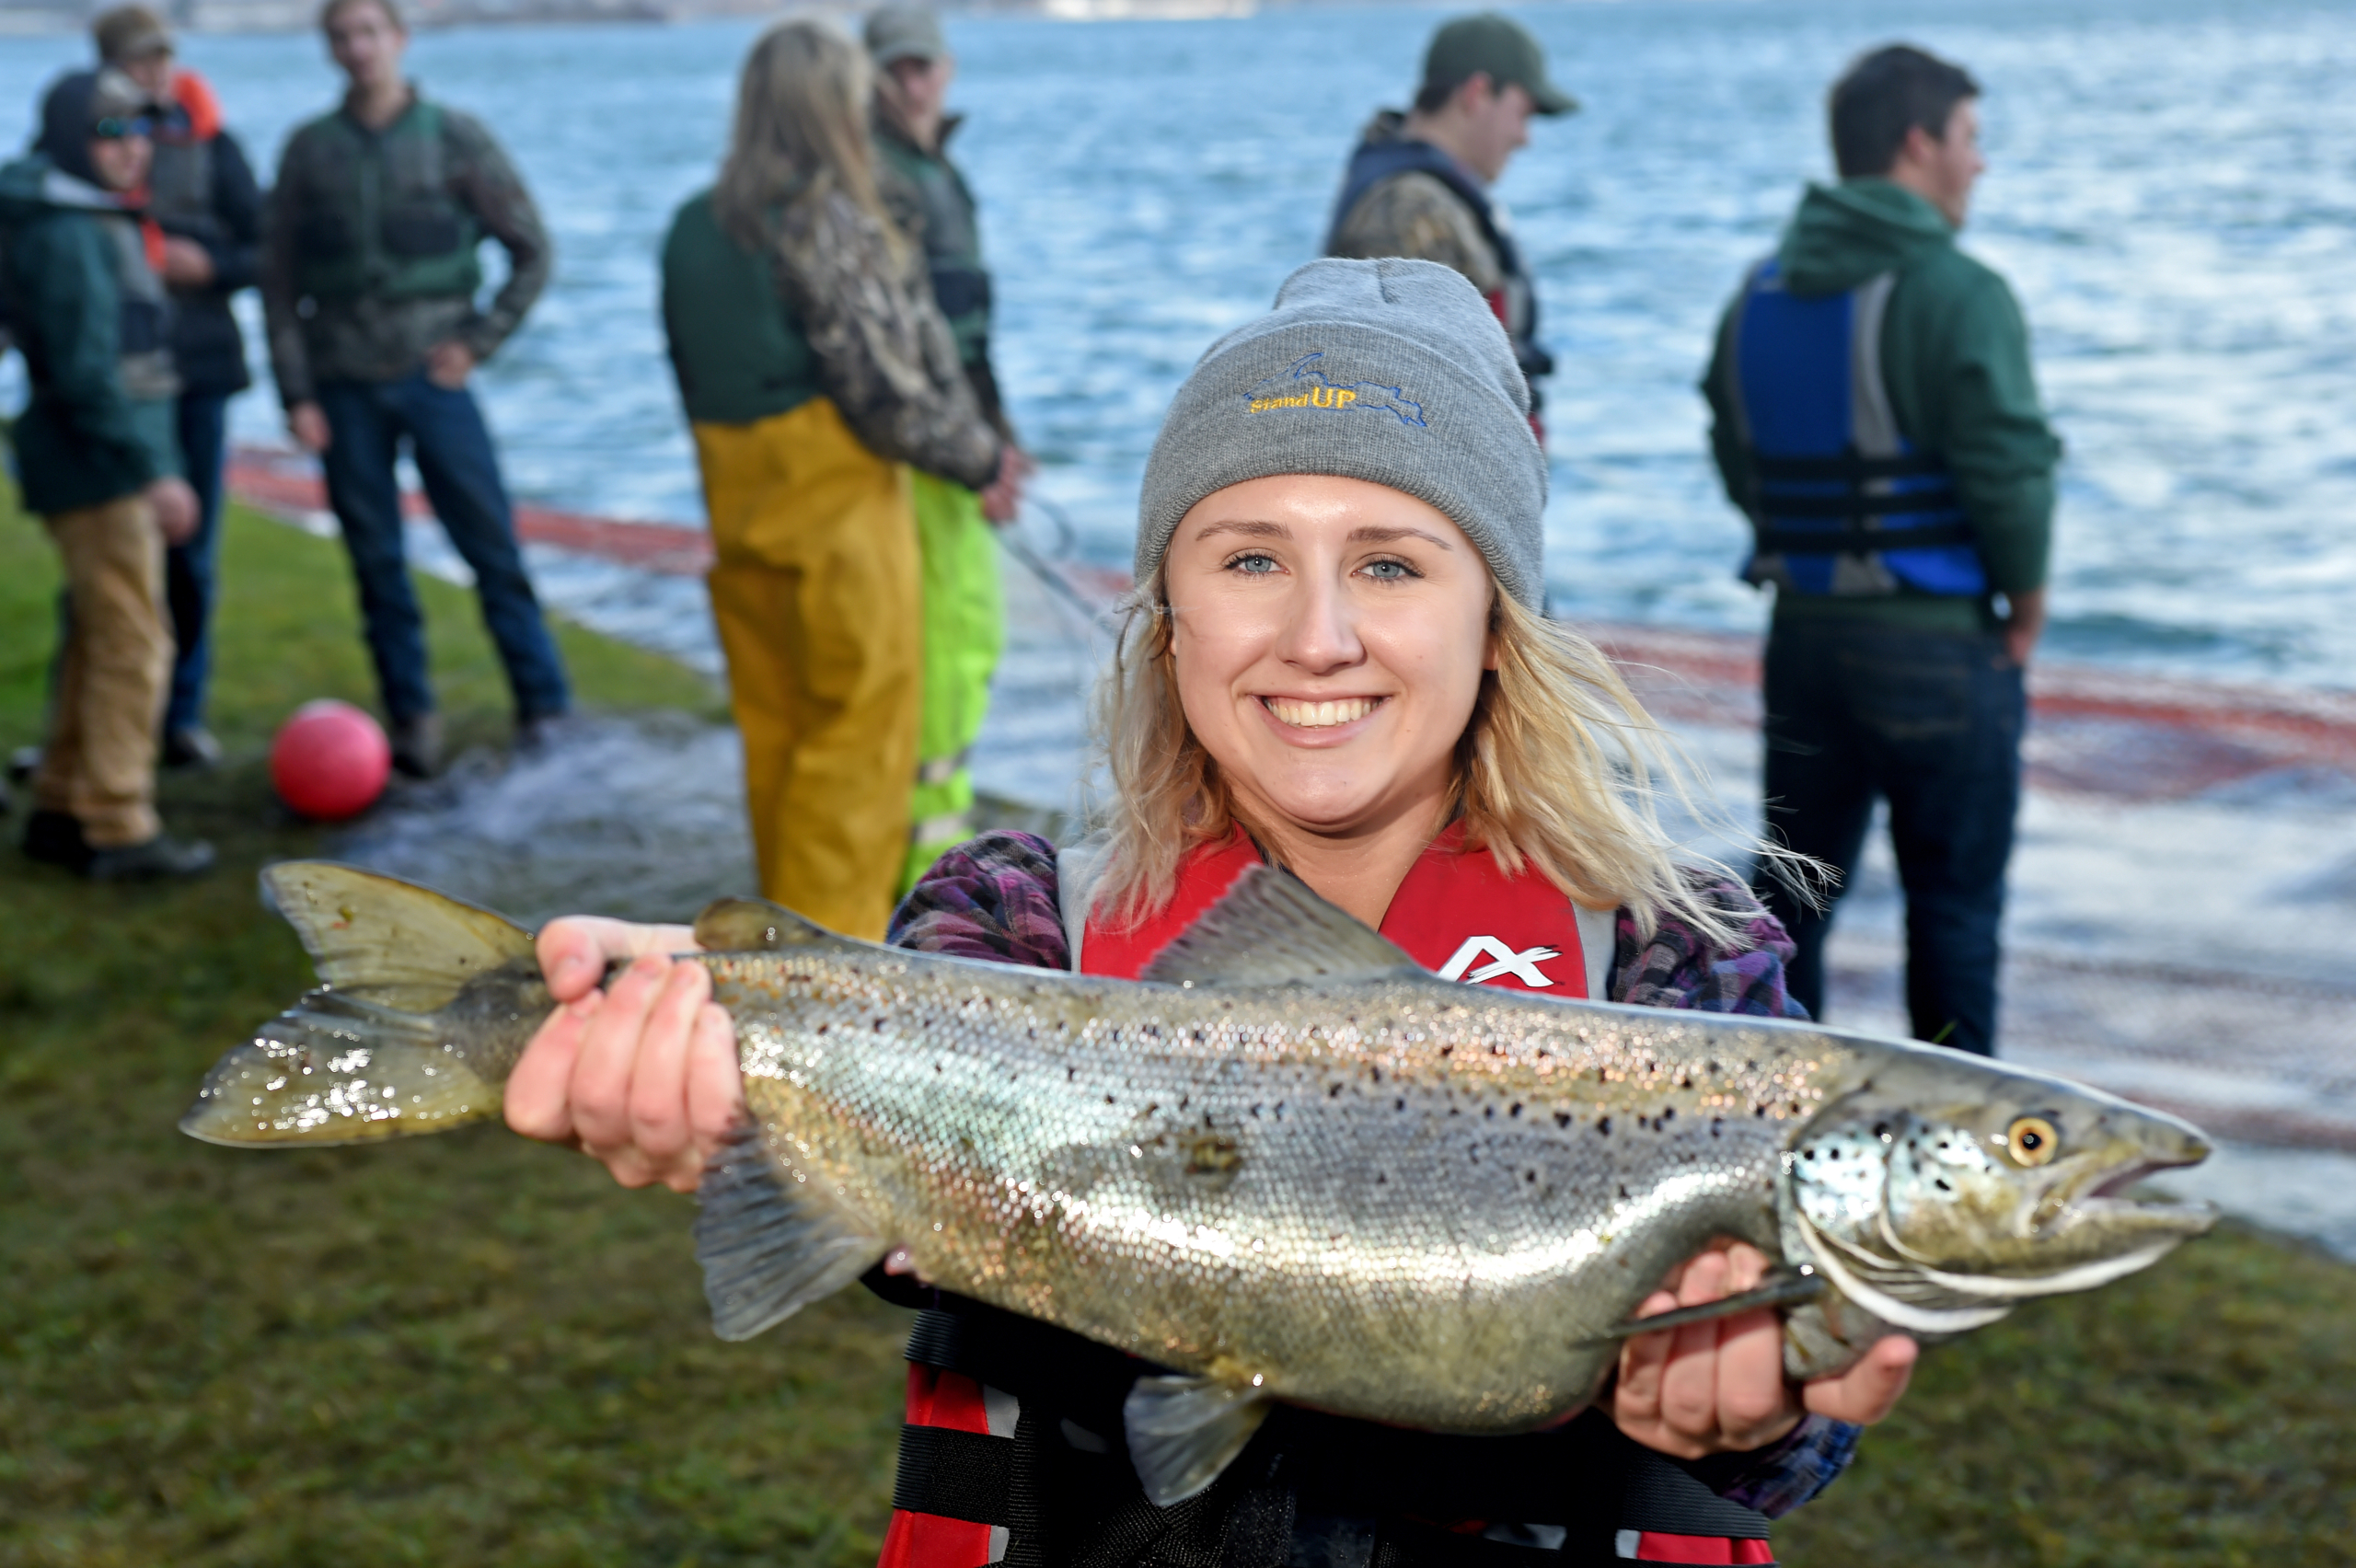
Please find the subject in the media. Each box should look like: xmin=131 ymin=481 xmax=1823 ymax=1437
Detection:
xmin=715 ymin=18 xmax=903 ymax=262
xmin=1090 ymin=580 xmax=1777 ymax=948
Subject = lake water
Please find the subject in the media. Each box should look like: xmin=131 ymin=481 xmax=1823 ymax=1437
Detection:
xmin=4 ymin=0 xmax=2354 ymax=687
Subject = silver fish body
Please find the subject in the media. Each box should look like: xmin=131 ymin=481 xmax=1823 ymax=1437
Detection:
xmin=185 ymin=861 xmax=2216 ymax=1504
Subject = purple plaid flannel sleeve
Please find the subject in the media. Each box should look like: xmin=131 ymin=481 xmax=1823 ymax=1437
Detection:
xmin=1610 ymin=870 xmax=1810 ymax=1020
xmin=888 ymin=831 xmax=1071 ymax=970
xmin=1706 ymin=1414 xmax=1864 ymax=1518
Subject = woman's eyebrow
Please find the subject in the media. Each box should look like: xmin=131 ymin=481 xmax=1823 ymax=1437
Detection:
xmin=1192 ymin=520 xmax=1291 ymax=542
xmin=1346 ymin=525 xmax=1456 ymax=549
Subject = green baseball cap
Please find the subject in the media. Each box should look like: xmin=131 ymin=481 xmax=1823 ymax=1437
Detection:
xmin=1421 ymin=12 xmax=1578 ymax=115
xmin=865 ymin=4 xmax=948 ymax=67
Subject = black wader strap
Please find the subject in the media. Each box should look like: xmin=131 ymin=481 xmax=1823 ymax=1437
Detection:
xmin=892 ymin=1424 xmax=1013 ymax=1526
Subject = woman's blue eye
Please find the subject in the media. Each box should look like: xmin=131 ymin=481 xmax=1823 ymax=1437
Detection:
xmin=1230 ymin=553 xmax=1278 ymax=574
xmin=1363 ymin=559 xmax=1413 ymax=581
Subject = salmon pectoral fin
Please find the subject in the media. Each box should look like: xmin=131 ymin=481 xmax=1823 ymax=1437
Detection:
xmin=694 ymin=1121 xmax=886 ymax=1342
xmin=1122 ymin=1373 xmax=1273 ymax=1506
xmin=1580 ymin=1268 xmax=1830 ymax=1344
xmin=1139 ymin=863 xmax=1420 ymax=988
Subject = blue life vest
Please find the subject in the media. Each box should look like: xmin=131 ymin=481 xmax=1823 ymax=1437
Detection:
xmin=1726 ymin=259 xmax=1985 ymax=597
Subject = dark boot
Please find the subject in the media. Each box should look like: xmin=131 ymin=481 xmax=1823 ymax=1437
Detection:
xmin=20 ymin=809 xmax=92 ymax=873
xmin=389 ymin=712 xmax=444 ymax=779
xmin=87 ymin=833 xmax=216 ymax=882
xmin=162 ymin=725 xmax=224 ymax=769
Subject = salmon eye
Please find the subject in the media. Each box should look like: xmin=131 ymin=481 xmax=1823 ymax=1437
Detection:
xmin=2004 ymin=1115 xmax=2060 ymax=1167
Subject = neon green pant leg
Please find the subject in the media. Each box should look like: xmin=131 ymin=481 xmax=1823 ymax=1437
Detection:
xmin=900 ymin=469 xmax=1005 ymax=894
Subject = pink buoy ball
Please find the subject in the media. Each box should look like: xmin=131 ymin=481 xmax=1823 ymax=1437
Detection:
xmin=271 ymin=700 xmax=391 ymax=822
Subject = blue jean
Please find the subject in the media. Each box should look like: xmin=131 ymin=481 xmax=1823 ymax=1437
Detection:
xmin=163 ymin=390 xmax=228 ymax=736
xmin=1750 ymin=617 xmax=2026 ymax=1055
xmin=315 ymin=371 xmax=570 ymax=725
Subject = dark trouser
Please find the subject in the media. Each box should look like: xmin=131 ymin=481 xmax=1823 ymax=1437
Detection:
xmin=1751 ymin=617 xmax=2026 ymax=1055
xmin=163 ymin=389 xmax=229 ymax=737
xmin=315 ymin=370 xmax=571 ymax=726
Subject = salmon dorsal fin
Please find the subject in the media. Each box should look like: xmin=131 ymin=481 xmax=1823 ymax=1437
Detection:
xmin=693 ymin=896 xmax=834 ymax=951
xmin=1139 ymin=863 xmax=1420 ymax=988
xmin=262 ymin=860 xmax=535 ymax=1012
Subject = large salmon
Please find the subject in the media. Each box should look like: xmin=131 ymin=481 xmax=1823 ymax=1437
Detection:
xmin=183 ymin=860 xmax=2215 ymax=1504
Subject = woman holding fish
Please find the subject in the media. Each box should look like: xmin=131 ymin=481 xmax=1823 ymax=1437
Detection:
xmin=506 ymin=255 xmax=1923 ymax=1562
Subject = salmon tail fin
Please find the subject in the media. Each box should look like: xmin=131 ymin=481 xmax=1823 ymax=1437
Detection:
xmin=179 ymin=987 xmax=505 ymax=1147
xmin=694 ymin=1121 xmax=886 ymax=1341
xmin=261 ymin=859 xmax=537 ymax=1010
xmin=1123 ymin=1374 xmax=1274 ymax=1505
xmin=179 ymin=862 xmax=542 ymax=1148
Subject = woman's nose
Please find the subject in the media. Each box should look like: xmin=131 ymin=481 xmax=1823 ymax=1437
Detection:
xmin=1276 ymin=570 xmax=1364 ymax=674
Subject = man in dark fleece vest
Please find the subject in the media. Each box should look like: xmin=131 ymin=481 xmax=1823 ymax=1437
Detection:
xmin=2 ymin=69 xmax=212 ymax=880
xmin=1327 ymin=12 xmax=1575 ymax=431
xmin=262 ymin=0 xmax=569 ymax=779
xmin=1703 ymin=45 xmax=2063 ymax=1057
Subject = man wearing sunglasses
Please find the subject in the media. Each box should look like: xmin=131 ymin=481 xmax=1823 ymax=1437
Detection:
xmin=1 ymin=67 xmax=213 ymax=880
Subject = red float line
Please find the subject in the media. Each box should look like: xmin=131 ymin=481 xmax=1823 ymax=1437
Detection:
xmin=227 ymin=447 xmax=2356 ymax=791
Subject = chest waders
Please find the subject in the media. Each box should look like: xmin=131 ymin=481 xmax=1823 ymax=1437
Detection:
xmin=1724 ymin=259 xmax=1985 ymax=598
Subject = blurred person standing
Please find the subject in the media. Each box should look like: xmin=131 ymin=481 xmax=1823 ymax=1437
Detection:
xmin=659 ymin=18 xmax=1015 ymax=940
xmin=1326 ymin=11 xmax=1574 ymax=432
xmin=262 ymin=0 xmax=569 ymax=779
xmin=95 ymin=5 xmax=263 ymax=770
xmin=1703 ymin=45 xmax=2062 ymax=1056
xmin=865 ymin=3 xmax=1026 ymax=892
xmin=1 ymin=68 xmax=212 ymax=879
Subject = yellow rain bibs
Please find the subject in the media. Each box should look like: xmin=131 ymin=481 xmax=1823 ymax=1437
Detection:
xmin=693 ymin=397 xmax=919 ymax=941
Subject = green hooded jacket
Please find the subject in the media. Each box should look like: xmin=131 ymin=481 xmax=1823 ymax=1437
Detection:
xmin=1703 ymin=179 xmax=2061 ymax=632
xmin=0 ymin=153 xmax=180 ymax=517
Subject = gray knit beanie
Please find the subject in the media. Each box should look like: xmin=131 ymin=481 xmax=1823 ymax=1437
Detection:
xmin=1136 ymin=257 xmax=1547 ymax=610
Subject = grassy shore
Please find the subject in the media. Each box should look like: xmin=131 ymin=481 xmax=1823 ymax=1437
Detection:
xmin=3 ymin=497 xmax=2350 ymax=1565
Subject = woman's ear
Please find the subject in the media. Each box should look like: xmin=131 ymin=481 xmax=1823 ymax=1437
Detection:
xmin=1484 ymin=595 xmax=1504 ymax=673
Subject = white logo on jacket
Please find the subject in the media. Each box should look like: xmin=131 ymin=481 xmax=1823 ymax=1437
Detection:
xmin=1435 ymin=936 xmax=1562 ymax=987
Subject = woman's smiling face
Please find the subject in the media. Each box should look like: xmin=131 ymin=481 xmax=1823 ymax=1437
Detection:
xmin=1163 ymin=474 xmax=1497 ymax=842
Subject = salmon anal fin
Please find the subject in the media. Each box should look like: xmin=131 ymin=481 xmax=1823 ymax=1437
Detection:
xmin=1122 ymin=1373 xmax=1273 ymax=1505
xmin=1140 ymin=864 xmax=1419 ymax=988
xmin=695 ymin=1121 xmax=884 ymax=1342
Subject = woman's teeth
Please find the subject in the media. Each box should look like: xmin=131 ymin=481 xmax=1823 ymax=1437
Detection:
xmin=1264 ymin=697 xmax=1381 ymax=729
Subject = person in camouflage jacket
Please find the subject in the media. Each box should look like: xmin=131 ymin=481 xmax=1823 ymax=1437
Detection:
xmin=659 ymin=17 xmax=1013 ymax=941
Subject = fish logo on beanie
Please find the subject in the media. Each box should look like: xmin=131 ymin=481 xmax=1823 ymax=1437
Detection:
xmin=1243 ymin=353 xmax=1427 ymax=428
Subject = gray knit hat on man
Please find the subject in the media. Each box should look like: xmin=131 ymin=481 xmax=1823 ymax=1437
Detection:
xmin=1136 ymin=257 xmax=1548 ymax=610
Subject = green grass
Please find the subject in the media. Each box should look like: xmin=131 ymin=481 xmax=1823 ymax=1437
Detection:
xmin=3 ymin=495 xmax=2351 ymax=1564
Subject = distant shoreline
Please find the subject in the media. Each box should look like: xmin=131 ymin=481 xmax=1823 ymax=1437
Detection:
xmin=0 ymin=0 xmax=1279 ymax=38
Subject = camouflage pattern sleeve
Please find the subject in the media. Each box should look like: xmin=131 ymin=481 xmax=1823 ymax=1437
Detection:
xmin=259 ymin=123 xmax=318 ymax=408
xmin=441 ymin=108 xmax=551 ymax=363
xmin=771 ymin=187 xmax=1002 ymax=491
xmin=1329 ymin=170 xmax=1505 ymax=296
